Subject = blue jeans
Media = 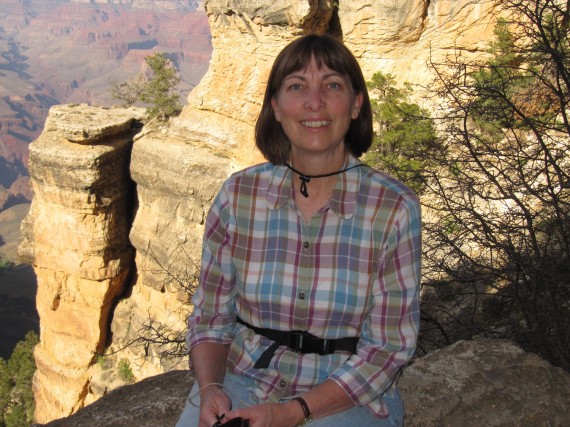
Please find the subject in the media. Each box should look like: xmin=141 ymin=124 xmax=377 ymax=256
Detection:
xmin=175 ymin=373 xmax=404 ymax=427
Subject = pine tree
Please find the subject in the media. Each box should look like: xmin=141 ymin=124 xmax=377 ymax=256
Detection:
xmin=364 ymin=72 xmax=438 ymax=195
xmin=140 ymin=52 xmax=182 ymax=121
xmin=110 ymin=52 xmax=182 ymax=121
xmin=0 ymin=331 xmax=38 ymax=427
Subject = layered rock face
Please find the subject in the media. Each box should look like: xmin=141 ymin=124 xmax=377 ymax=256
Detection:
xmin=19 ymin=105 xmax=144 ymax=422
xmin=22 ymin=0 xmax=509 ymax=423
xmin=340 ymin=0 xmax=499 ymax=82
xmin=21 ymin=104 xmax=232 ymax=423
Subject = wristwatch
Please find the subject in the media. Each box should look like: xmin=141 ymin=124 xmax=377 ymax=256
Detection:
xmin=292 ymin=396 xmax=313 ymax=426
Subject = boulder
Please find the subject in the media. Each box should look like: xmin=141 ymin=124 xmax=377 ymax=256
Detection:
xmin=398 ymin=338 xmax=570 ymax=426
xmin=39 ymin=370 xmax=195 ymax=427
xmin=38 ymin=339 xmax=570 ymax=427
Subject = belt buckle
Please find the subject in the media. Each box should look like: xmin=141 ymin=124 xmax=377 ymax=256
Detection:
xmin=291 ymin=332 xmax=333 ymax=354
xmin=291 ymin=331 xmax=305 ymax=353
xmin=319 ymin=339 xmax=332 ymax=355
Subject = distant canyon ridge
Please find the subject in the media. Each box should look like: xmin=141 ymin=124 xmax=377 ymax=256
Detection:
xmin=0 ymin=0 xmax=211 ymax=221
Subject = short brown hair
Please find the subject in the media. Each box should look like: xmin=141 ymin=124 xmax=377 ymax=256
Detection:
xmin=255 ymin=34 xmax=373 ymax=165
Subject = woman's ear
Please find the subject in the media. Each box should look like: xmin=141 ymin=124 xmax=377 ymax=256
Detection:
xmin=271 ymin=97 xmax=282 ymax=122
xmin=352 ymin=93 xmax=364 ymax=119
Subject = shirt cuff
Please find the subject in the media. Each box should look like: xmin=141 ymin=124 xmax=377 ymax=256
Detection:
xmin=328 ymin=361 xmax=396 ymax=418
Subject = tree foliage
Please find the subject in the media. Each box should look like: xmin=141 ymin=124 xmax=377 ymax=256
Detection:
xmin=420 ymin=0 xmax=570 ymax=370
xmin=0 ymin=331 xmax=38 ymax=427
xmin=110 ymin=52 xmax=181 ymax=121
xmin=0 ymin=255 xmax=12 ymax=274
xmin=364 ymin=72 xmax=438 ymax=195
xmin=109 ymin=74 xmax=146 ymax=109
xmin=140 ymin=52 xmax=182 ymax=120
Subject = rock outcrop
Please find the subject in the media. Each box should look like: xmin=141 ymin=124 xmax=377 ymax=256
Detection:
xmin=20 ymin=0 xmax=513 ymax=423
xmin=20 ymin=105 xmax=144 ymax=422
xmin=38 ymin=339 xmax=570 ymax=427
xmin=21 ymin=103 xmax=233 ymax=423
xmin=107 ymin=118 xmax=231 ymax=382
xmin=398 ymin=339 xmax=570 ymax=426
xmin=39 ymin=369 xmax=195 ymax=427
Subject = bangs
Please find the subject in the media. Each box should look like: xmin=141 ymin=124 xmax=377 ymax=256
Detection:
xmin=270 ymin=36 xmax=356 ymax=95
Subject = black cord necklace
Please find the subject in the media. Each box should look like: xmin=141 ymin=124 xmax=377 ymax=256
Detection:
xmin=286 ymin=163 xmax=366 ymax=198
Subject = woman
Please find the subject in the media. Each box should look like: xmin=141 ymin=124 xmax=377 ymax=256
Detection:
xmin=176 ymin=34 xmax=421 ymax=427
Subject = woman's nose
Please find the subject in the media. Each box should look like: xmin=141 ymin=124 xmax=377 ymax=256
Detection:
xmin=304 ymin=87 xmax=325 ymax=111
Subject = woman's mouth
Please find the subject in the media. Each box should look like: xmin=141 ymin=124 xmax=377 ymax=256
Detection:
xmin=301 ymin=120 xmax=330 ymax=128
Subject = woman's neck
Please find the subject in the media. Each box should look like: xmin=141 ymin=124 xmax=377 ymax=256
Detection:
xmin=288 ymin=151 xmax=348 ymax=220
xmin=289 ymin=149 xmax=348 ymax=177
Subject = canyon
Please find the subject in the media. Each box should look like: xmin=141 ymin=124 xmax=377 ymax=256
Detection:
xmin=0 ymin=0 xmax=211 ymax=214
xmin=0 ymin=0 xmax=212 ymax=359
xmin=13 ymin=0 xmax=570 ymax=425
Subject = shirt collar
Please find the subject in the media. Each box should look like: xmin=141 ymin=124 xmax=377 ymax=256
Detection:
xmin=265 ymin=154 xmax=363 ymax=219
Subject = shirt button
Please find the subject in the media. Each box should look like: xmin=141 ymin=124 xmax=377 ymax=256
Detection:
xmin=303 ymin=241 xmax=310 ymax=249
xmin=279 ymin=380 xmax=287 ymax=388
xmin=299 ymin=292 xmax=305 ymax=300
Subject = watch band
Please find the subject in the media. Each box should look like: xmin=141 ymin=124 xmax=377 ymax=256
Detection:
xmin=292 ymin=396 xmax=312 ymax=425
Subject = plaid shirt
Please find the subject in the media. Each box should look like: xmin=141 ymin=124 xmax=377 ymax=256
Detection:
xmin=187 ymin=154 xmax=421 ymax=418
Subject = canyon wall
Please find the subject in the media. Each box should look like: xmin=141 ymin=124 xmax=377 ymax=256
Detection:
xmin=21 ymin=0 xmax=503 ymax=423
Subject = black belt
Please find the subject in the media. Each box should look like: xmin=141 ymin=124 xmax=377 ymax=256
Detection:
xmin=236 ymin=317 xmax=358 ymax=369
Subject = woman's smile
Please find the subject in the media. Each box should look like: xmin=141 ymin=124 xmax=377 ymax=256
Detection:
xmin=300 ymin=120 xmax=331 ymax=128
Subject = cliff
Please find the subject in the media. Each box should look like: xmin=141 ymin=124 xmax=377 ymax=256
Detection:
xmin=19 ymin=0 xmax=528 ymax=423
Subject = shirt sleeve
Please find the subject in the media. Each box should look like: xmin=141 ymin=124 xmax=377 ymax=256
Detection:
xmin=186 ymin=182 xmax=238 ymax=352
xmin=328 ymin=194 xmax=421 ymax=415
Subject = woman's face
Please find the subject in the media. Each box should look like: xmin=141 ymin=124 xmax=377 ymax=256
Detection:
xmin=271 ymin=55 xmax=362 ymax=161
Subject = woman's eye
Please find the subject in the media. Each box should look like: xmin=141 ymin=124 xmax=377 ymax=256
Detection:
xmin=289 ymin=83 xmax=303 ymax=91
xmin=328 ymin=81 xmax=342 ymax=90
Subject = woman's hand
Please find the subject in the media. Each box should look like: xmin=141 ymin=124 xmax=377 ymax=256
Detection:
xmin=222 ymin=400 xmax=304 ymax=427
xmin=199 ymin=385 xmax=233 ymax=427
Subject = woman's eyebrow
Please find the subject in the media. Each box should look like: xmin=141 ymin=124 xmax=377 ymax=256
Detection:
xmin=284 ymin=73 xmax=307 ymax=81
xmin=322 ymin=71 xmax=345 ymax=79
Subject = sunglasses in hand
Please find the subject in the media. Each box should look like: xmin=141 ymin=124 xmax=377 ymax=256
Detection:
xmin=213 ymin=415 xmax=249 ymax=427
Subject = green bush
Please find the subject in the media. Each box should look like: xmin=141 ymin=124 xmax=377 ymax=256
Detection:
xmin=0 ymin=256 xmax=13 ymax=274
xmin=0 ymin=331 xmax=38 ymax=427
xmin=117 ymin=359 xmax=135 ymax=383
xmin=110 ymin=52 xmax=181 ymax=121
xmin=140 ymin=52 xmax=182 ymax=120
xmin=364 ymin=72 xmax=438 ymax=195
